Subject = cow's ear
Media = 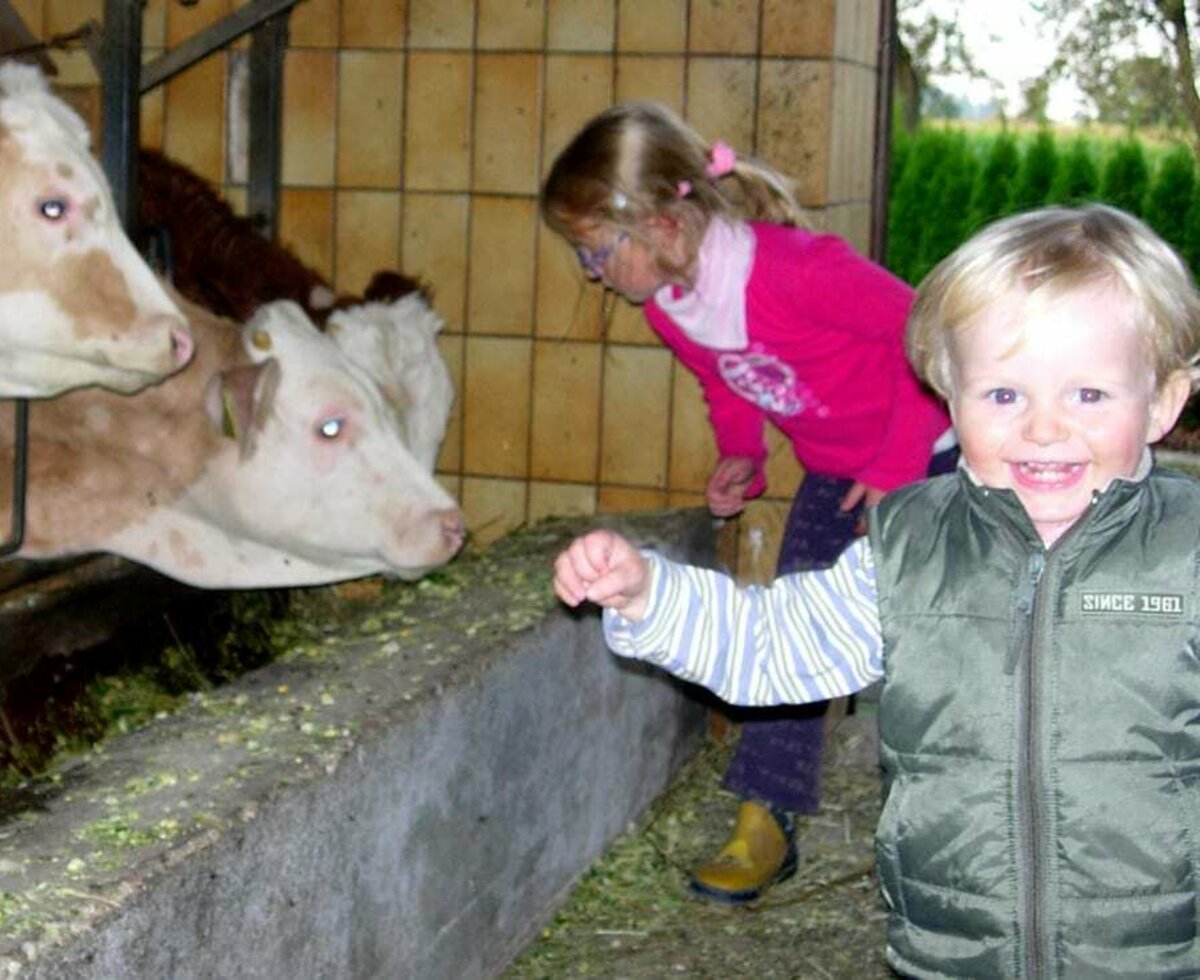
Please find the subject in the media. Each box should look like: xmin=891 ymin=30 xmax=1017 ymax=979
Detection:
xmin=204 ymin=358 xmax=281 ymax=459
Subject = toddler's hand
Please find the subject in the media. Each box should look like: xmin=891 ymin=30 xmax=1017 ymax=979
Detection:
xmin=553 ymin=529 xmax=652 ymax=621
xmin=706 ymin=456 xmax=758 ymax=517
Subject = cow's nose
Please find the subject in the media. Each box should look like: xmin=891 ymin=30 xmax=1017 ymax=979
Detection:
xmin=440 ymin=508 xmax=465 ymax=554
xmin=169 ymin=323 xmax=196 ymax=366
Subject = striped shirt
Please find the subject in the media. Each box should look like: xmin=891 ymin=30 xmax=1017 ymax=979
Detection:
xmin=604 ymin=536 xmax=882 ymax=707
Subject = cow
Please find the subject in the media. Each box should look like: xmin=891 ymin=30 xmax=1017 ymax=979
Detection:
xmin=1 ymin=288 xmax=463 ymax=588
xmin=0 ymin=62 xmax=193 ymax=396
xmin=136 ymin=148 xmax=425 ymax=326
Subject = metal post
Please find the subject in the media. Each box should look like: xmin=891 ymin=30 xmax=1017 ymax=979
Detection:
xmin=99 ymin=0 xmax=143 ymax=230
xmin=247 ymin=14 xmax=288 ymax=239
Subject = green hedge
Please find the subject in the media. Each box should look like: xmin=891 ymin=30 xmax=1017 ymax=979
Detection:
xmin=885 ymin=126 xmax=1197 ymax=286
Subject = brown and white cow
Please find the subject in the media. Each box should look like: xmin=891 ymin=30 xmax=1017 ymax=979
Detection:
xmin=0 ymin=62 xmax=193 ymax=396
xmin=2 ymin=288 xmax=463 ymax=587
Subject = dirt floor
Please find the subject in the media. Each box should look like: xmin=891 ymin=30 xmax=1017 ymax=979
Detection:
xmin=503 ymin=701 xmax=895 ymax=980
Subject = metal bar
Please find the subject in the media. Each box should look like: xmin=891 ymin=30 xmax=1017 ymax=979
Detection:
xmin=870 ymin=0 xmax=898 ymax=264
xmin=139 ymin=0 xmax=300 ymax=93
xmin=246 ymin=15 xmax=288 ymax=238
xmin=0 ymin=401 xmax=28 ymax=558
xmin=0 ymin=0 xmax=57 ymax=73
xmin=99 ymin=0 xmax=142 ymax=228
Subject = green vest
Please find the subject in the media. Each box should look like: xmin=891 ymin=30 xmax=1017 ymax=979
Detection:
xmin=869 ymin=468 xmax=1200 ymax=979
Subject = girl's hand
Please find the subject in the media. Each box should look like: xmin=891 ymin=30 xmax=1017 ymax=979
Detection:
xmin=840 ymin=481 xmax=887 ymax=535
xmin=553 ymin=529 xmax=652 ymax=621
xmin=706 ymin=456 xmax=758 ymax=517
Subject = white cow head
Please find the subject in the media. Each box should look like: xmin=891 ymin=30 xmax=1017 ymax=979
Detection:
xmin=324 ymin=293 xmax=453 ymax=471
xmin=176 ymin=300 xmax=463 ymax=585
xmin=0 ymin=62 xmax=193 ymax=396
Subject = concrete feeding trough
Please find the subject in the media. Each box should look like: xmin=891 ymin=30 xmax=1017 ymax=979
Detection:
xmin=0 ymin=510 xmax=717 ymax=979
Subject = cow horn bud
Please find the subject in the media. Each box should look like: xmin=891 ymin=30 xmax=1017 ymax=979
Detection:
xmin=251 ymin=329 xmax=273 ymax=351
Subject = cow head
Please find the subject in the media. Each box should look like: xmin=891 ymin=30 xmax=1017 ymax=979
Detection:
xmin=193 ymin=300 xmax=464 ymax=580
xmin=0 ymin=62 xmax=193 ymax=397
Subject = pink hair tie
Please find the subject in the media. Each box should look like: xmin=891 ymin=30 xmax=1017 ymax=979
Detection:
xmin=676 ymin=180 xmax=692 ymax=197
xmin=705 ymin=141 xmax=736 ymax=178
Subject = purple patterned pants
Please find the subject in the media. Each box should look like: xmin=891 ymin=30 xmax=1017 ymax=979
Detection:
xmin=722 ymin=447 xmax=958 ymax=813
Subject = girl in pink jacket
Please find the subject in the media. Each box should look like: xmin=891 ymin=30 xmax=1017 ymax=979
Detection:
xmin=541 ymin=101 xmax=953 ymax=905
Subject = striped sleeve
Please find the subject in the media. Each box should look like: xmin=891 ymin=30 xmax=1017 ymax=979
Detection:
xmin=603 ymin=537 xmax=882 ymax=707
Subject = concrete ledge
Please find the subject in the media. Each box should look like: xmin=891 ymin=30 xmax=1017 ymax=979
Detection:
xmin=0 ymin=510 xmax=717 ymax=979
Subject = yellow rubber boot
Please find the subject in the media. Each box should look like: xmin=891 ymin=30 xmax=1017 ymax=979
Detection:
xmin=689 ymin=800 xmax=798 ymax=905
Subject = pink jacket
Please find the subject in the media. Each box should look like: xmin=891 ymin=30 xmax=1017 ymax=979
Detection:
xmin=644 ymin=222 xmax=950 ymax=494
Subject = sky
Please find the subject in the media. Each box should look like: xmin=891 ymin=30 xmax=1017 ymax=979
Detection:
xmin=916 ymin=1 xmax=1092 ymax=122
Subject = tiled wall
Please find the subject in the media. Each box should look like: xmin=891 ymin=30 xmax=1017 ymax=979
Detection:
xmin=18 ymin=0 xmax=886 ymax=575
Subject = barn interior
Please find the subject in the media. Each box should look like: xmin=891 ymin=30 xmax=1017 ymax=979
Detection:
xmin=0 ymin=0 xmax=892 ymax=975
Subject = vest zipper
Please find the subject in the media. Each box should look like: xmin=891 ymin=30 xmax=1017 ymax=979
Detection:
xmin=1018 ymin=550 xmax=1048 ymax=978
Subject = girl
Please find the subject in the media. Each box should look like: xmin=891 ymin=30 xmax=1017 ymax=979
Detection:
xmin=540 ymin=102 xmax=953 ymax=905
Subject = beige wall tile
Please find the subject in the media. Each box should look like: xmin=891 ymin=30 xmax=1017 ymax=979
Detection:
xmin=479 ymin=0 xmax=544 ymax=49
xmin=437 ymin=472 xmax=463 ymax=503
xmin=764 ymin=0 xmax=835 ymax=57
xmin=162 ymin=57 xmax=226 ymax=182
xmin=689 ymin=0 xmax=759 ymax=54
xmin=282 ymin=50 xmax=337 ymax=186
xmin=341 ymin=0 xmax=407 ymax=48
xmin=12 ymin=0 xmax=42 ymax=36
xmin=402 ymin=193 xmax=469 ymax=331
xmin=836 ymin=0 xmax=882 ymax=65
xmin=685 ymin=58 xmax=757 ymax=154
xmin=139 ymin=85 xmax=165 ymax=152
xmin=829 ymin=63 xmax=876 ymax=204
xmin=598 ymin=486 xmax=667 ymax=512
xmin=605 ymin=298 xmax=658 ymax=345
xmin=529 ymin=482 xmax=597 ymax=522
xmin=668 ymin=368 xmax=717 ymax=492
xmin=463 ymin=337 xmax=532 ymax=477
xmin=279 ymin=187 xmax=334 ymax=282
xmin=543 ymin=54 xmax=613 ymax=181
xmin=46 ymin=50 xmax=97 ymax=88
xmin=409 ymin=0 xmax=474 ymax=49
xmin=473 ymin=54 xmax=541 ymax=195
xmin=600 ymin=346 xmax=672 ymax=486
xmin=166 ymin=0 xmax=229 ymax=46
xmin=758 ymin=60 xmax=831 ymax=208
xmin=461 ymin=477 xmax=527 ymax=547
xmin=617 ymin=0 xmax=685 ymax=52
xmin=334 ymin=190 xmax=402 ymax=294
xmin=337 ymin=51 xmax=404 ymax=188
xmin=530 ymin=340 xmax=601 ymax=482
xmin=614 ymin=55 xmax=684 ymax=107
xmin=436 ymin=335 xmax=464 ymax=473
xmin=405 ymin=52 xmax=472 ymax=191
xmin=667 ymin=490 xmax=706 ymax=509
xmin=548 ymin=0 xmax=613 ymax=51
xmin=823 ymin=202 xmax=873 ymax=256
xmin=142 ymin=0 xmax=165 ymax=49
xmin=289 ymin=0 xmax=342 ymax=48
xmin=46 ymin=0 xmax=99 ymax=37
xmin=436 ymin=333 xmax=464 ymax=471
xmin=467 ymin=196 xmax=536 ymax=335
xmin=535 ymin=232 xmax=605 ymax=342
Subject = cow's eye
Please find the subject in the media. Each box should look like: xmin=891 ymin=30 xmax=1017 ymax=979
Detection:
xmin=38 ymin=198 xmax=68 ymax=221
xmin=318 ymin=417 xmax=344 ymax=440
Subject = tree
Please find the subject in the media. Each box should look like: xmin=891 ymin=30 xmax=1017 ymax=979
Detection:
xmin=1034 ymin=1 xmax=1200 ymax=159
xmin=1010 ymin=129 xmax=1059 ymax=213
xmin=913 ymin=130 xmax=978 ymax=283
xmin=895 ymin=0 xmax=991 ymax=131
xmin=1048 ymin=135 xmax=1101 ymax=203
xmin=968 ymin=131 xmax=1021 ymax=231
xmin=1144 ymin=143 xmax=1196 ymax=254
xmin=1099 ymin=139 xmax=1151 ymax=215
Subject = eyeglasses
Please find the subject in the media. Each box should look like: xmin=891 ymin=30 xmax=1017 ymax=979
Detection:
xmin=574 ymin=231 xmax=629 ymax=278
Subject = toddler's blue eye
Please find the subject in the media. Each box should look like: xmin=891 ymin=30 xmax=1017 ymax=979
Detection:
xmin=987 ymin=388 xmax=1017 ymax=405
xmin=1078 ymin=388 xmax=1105 ymax=403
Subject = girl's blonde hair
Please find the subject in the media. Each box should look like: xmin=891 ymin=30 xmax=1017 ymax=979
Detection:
xmin=540 ymin=102 xmax=806 ymax=276
xmin=907 ymin=204 xmax=1200 ymax=398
